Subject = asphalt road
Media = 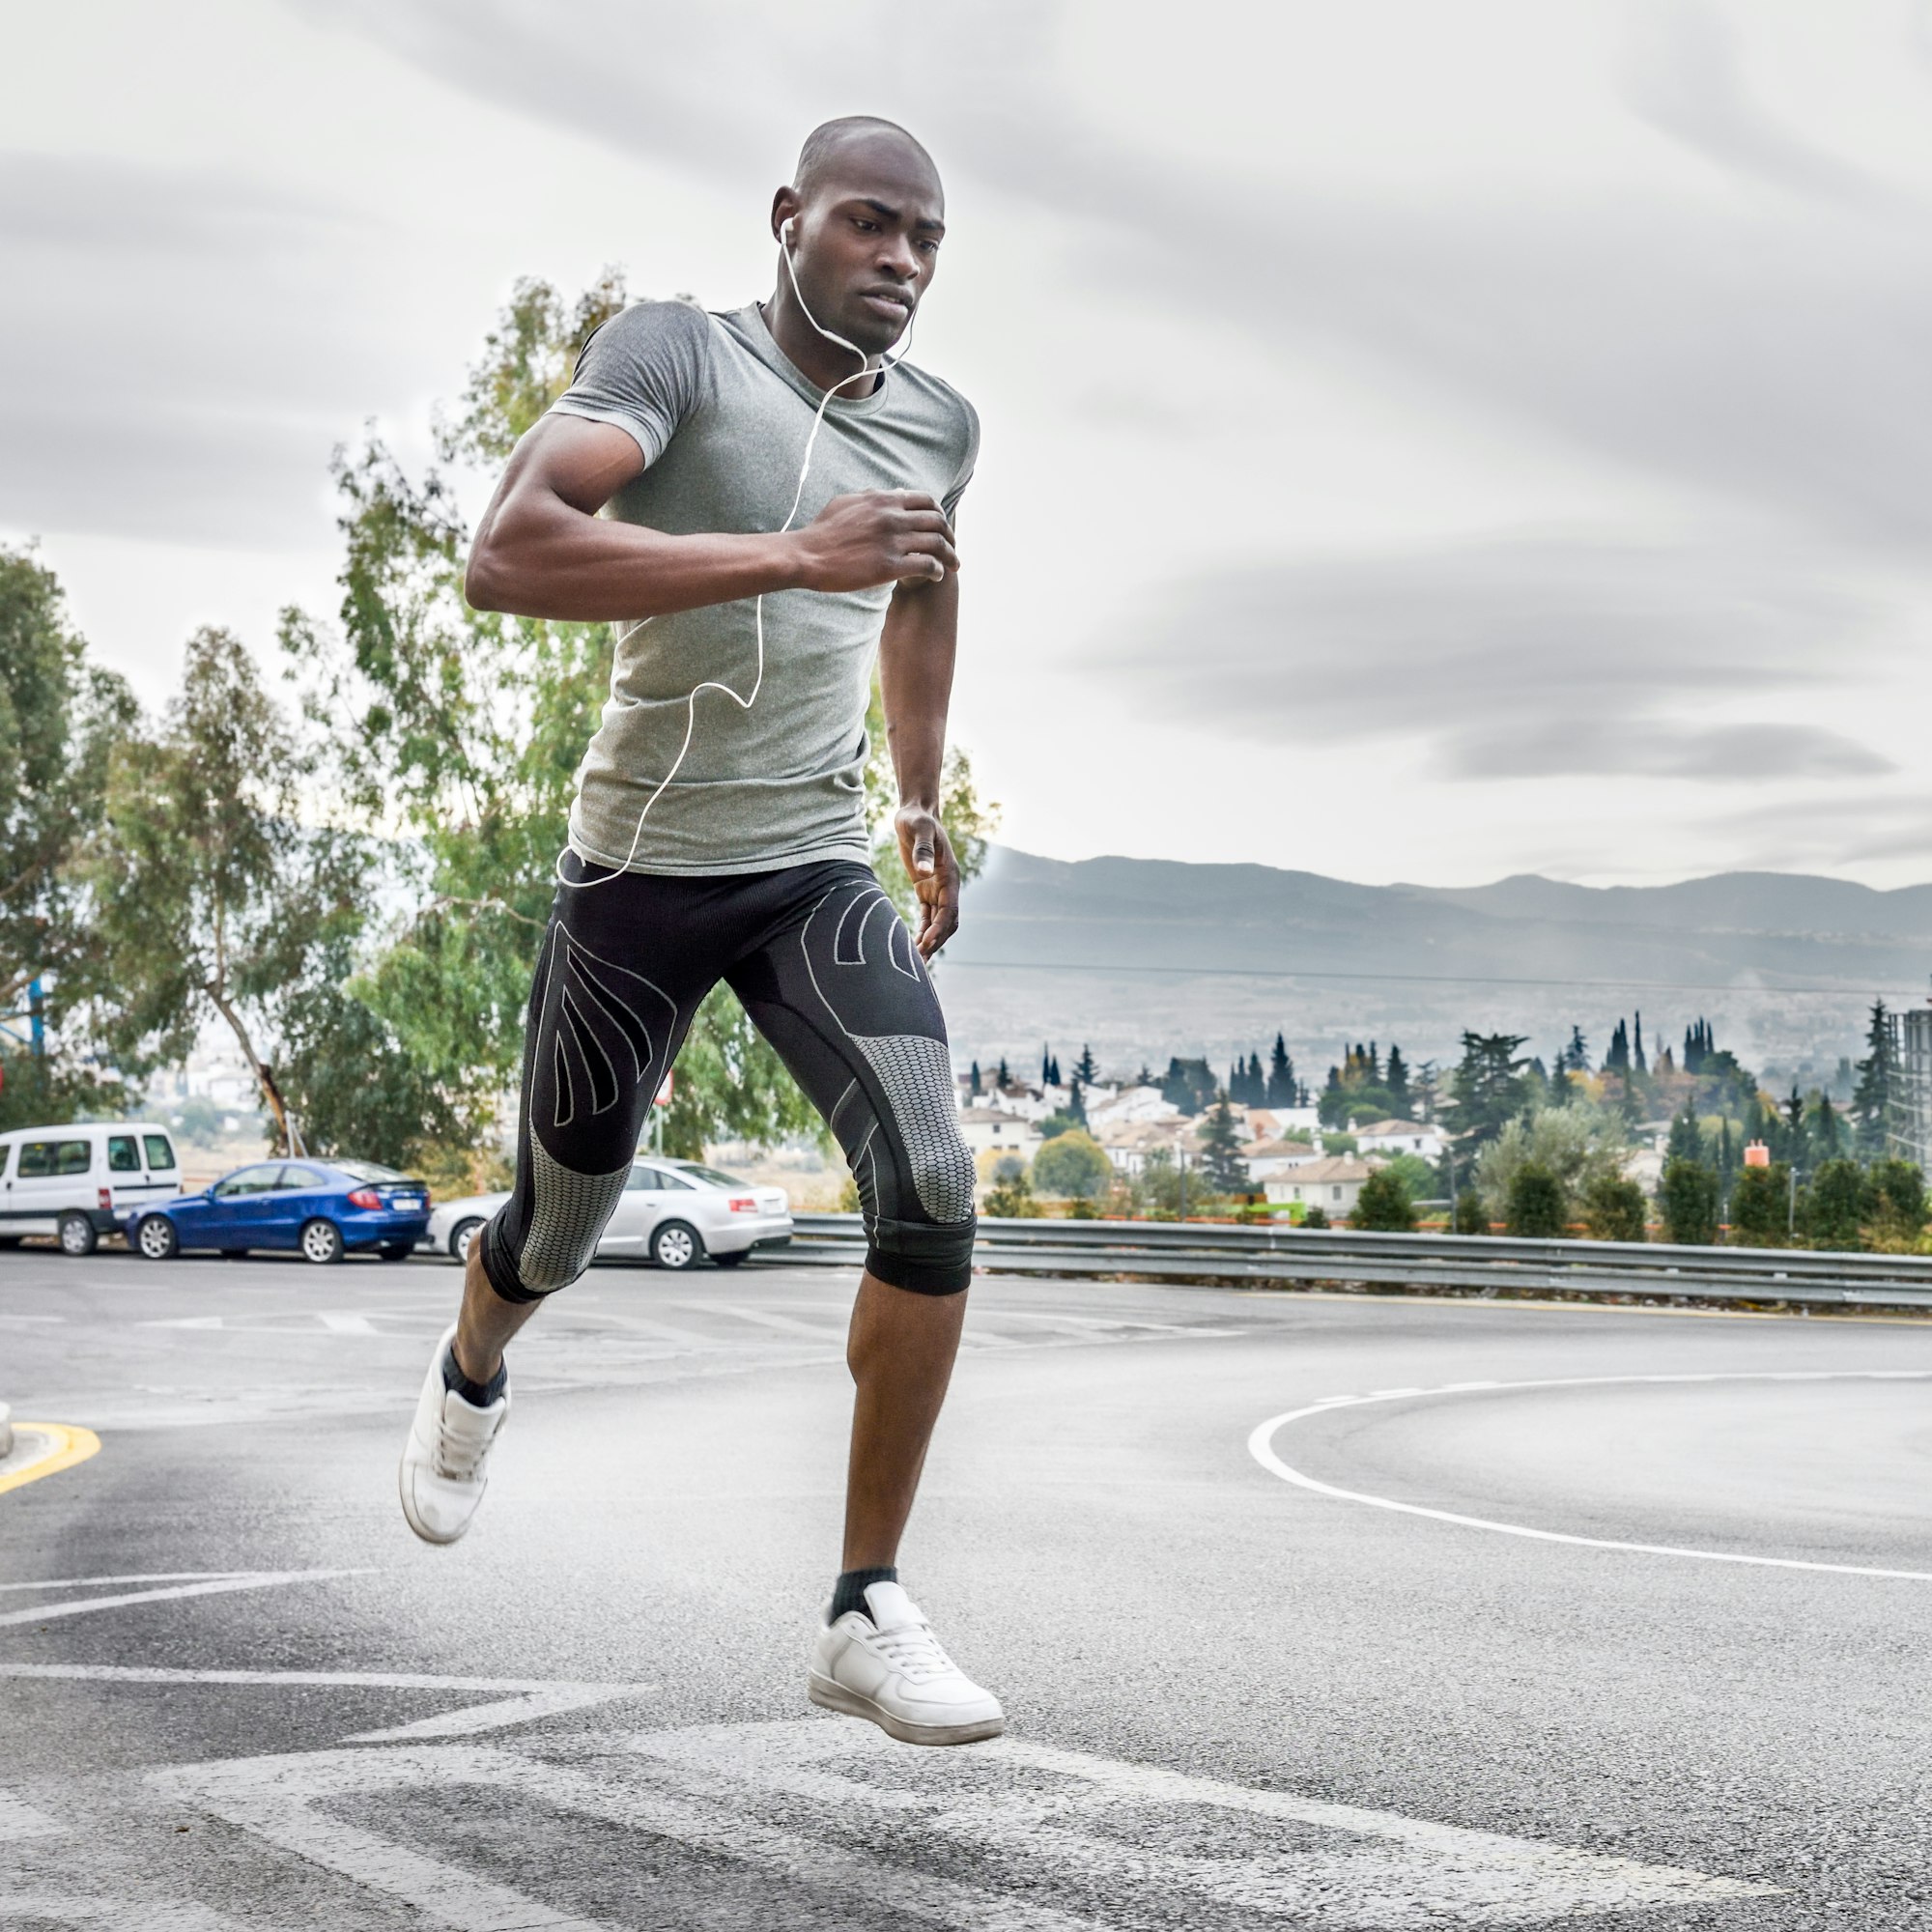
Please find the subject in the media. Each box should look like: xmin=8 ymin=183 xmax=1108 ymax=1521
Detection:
xmin=2 ymin=1244 xmax=1928 ymax=1929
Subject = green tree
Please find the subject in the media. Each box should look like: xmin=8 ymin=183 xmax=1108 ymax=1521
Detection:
xmin=983 ymin=1152 xmax=1037 ymax=1219
xmin=1351 ymin=1167 xmax=1415 ymax=1231
xmin=1473 ymin=1102 xmax=1629 ymax=1228
xmin=1664 ymin=1099 xmax=1706 ymax=1167
xmin=1031 ymin=1128 xmax=1111 ymax=1201
xmin=1505 ymin=1162 xmax=1567 ymax=1237
xmin=1266 ymin=1032 xmax=1295 ymax=1106
xmin=1451 ymin=1188 xmax=1488 ymax=1235
xmin=1379 ymin=1151 xmax=1437 ymax=1206
xmin=1072 ymin=1043 xmax=1098 ymax=1086
xmin=1849 ymin=1001 xmax=1899 ymax=1161
xmin=1198 ymin=1091 xmax=1250 ymax=1194
xmin=1300 ymin=1203 xmax=1330 ymax=1229
xmin=1739 ymin=1159 xmax=1793 ymax=1252
xmin=1659 ymin=1158 xmax=1720 ymax=1245
xmin=1583 ymin=1175 xmax=1647 ymax=1242
xmin=0 ymin=545 xmax=138 ymax=1121
xmin=1442 ymin=1032 xmax=1530 ymax=1152
xmin=1862 ymin=1159 xmax=1926 ymax=1252
xmin=1801 ymin=1158 xmax=1861 ymax=1252
xmin=87 ymin=629 xmax=369 ymax=1153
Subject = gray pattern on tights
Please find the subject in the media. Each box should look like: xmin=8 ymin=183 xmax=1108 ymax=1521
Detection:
xmin=853 ymin=1034 xmax=977 ymax=1222
xmin=520 ymin=1137 xmax=632 ymax=1292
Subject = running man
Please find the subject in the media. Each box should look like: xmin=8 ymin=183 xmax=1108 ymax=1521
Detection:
xmin=398 ymin=119 xmax=1001 ymax=1746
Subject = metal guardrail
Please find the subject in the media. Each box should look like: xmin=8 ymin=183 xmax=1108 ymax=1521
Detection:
xmin=760 ymin=1214 xmax=1932 ymax=1312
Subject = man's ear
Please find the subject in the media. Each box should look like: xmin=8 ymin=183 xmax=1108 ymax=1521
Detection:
xmin=770 ymin=186 xmax=802 ymax=243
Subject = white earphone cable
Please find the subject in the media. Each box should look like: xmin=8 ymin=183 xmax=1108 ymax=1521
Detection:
xmin=556 ymin=225 xmax=919 ymax=891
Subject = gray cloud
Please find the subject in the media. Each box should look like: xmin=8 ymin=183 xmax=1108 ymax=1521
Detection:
xmin=302 ymin=1 xmax=1932 ymax=558
xmin=0 ymin=153 xmax=398 ymax=547
xmin=1107 ymin=535 xmax=1894 ymax=782
xmin=1620 ymin=1 xmax=1913 ymax=213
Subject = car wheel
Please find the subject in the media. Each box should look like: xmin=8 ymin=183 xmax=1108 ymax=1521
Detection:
xmin=449 ymin=1217 xmax=484 ymax=1264
xmin=299 ymin=1218 xmax=345 ymax=1264
xmin=135 ymin=1215 xmax=180 ymax=1262
xmin=58 ymin=1211 xmax=98 ymax=1258
xmin=711 ymin=1249 xmax=746 ymax=1268
xmin=650 ymin=1219 xmax=702 ymax=1270
xmin=378 ymin=1239 xmax=414 ymax=1262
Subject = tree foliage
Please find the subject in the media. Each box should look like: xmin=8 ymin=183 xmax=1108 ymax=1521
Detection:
xmin=87 ymin=629 xmax=368 ymax=1152
xmin=1442 ymin=1032 xmax=1530 ymax=1151
xmin=1031 ymin=1128 xmax=1111 ymax=1201
xmin=1659 ymin=1157 xmax=1720 ymax=1246
xmin=1198 ymin=1091 xmax=1250 ymax=1194
xmin=1351 ymin=1167 xmax=1415 ymax=1232
xmin=1730 ymin=1162 xmax=1794 ymax=1248
xmin=0 ymin=545 xmax=136 ymax=1075
xmin=1504 ymin=1162 xmax=1567 ymax=1237
xmin=1582 ymin=1175 xmax=1647 ymax=1243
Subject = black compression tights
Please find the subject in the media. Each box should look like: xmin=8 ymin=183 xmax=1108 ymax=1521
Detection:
xmin=480 ymin=855 xmax=977 ymax=1302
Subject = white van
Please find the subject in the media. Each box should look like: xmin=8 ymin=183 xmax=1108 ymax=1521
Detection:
xmin=0 ymin=1122 xmax=183 ymax=1257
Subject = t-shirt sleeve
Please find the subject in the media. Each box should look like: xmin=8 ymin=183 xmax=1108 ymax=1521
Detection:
xmin=546 ymin=300 xmax=712 ymax=466
xmin=940 ymin=393 xmax=980 ymax=522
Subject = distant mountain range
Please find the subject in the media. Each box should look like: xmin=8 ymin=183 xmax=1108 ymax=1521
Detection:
xmin=934 ymin=847 xmax=1932 ymax=1085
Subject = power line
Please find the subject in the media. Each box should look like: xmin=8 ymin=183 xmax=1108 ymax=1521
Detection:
xmin=933 ymin=957 xmax=1926 ymax=999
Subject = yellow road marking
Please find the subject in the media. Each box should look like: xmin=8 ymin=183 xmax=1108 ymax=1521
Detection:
xmin=0 ymin=1425 xmax=101 ymax=1495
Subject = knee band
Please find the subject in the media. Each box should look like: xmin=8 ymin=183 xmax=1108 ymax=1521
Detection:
xmin=481 ymin=1139 xmax=631 ymax=1303
xmin=865 ymin=1211 xmax=977 ymax=1295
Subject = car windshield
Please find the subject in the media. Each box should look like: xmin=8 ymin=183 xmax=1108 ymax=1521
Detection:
xmin=335 ymin=1160 xmax=408 ymax=1183
xmin=674 ymin=1164 xmax=750 ymax=1189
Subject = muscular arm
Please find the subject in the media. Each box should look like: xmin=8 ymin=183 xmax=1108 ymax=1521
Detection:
xmin=465 ymin=415 xmax=959 ymax=622
xmin=879 ymin=570 xmax=964 ymax=956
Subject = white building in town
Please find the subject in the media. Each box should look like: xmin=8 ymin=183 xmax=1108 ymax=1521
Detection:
xmin=1264 ymin=1156 xmax=1378 ymax=1215
xmin=1354 ymin=1120 xmax=1446 ymax=1160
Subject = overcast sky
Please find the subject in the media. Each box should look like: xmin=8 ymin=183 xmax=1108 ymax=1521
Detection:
xmin=7 ymin=0 xmax=1932 ymax=888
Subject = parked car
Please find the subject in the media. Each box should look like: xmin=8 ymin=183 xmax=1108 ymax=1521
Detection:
xmin=0 ymin=1122 xmax=183 ymax=1257
xmin=124 ymin=1159 xmax=431 ymax=1264
xmin=427 ymin=1158 xmax=792 ymax=1271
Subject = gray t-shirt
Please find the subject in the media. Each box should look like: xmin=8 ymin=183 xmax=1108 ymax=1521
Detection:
xmin=548 ymin=299 xmax=979 ymax=875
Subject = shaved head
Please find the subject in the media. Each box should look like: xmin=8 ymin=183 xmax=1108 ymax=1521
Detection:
xmin=794 ymin=117 xmax=940 ymax=199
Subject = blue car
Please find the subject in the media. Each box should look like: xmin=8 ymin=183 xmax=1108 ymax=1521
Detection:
xmin=126 ymin=1159 xmax=432 ymax=1264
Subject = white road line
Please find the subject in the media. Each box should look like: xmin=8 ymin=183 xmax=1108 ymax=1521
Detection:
xmin=0 ymin=1791 xmax=65 ymax=1839
xmin=0 ymin=1573 xmax=256 ymax=1594
xmin=0 ymin=1664 xmax=652 ymax=1740
xmin=0 ymin=1569 xmax=371 ymax=1627
xmin=1249 ymin=1370 xmax=1932 ymax=1582
xmin=622 ymin=1720 xmax=1776 ymax=1923
xmin=687 ymin=1302 xmax=848 ymax=1340
xmin=315 ymin=1312 xmax=380 ymax=1335
xmin=158 ymin=1742 xmax=1102 ymax=1932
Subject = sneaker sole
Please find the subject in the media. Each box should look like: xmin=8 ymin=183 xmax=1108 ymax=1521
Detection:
xmin=808 ymin=1670 xmax=1005 ymax=1747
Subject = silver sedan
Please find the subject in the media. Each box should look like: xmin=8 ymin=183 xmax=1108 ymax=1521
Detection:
xmin=424 ymin=1158 xmax=792 ymax=1271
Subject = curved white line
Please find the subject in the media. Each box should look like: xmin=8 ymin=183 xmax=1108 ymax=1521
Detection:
xmin=1248 ymin=1371 xmax=1932 ymax=1582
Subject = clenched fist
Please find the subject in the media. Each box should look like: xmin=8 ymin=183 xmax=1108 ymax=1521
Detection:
xmin=792 ymin=491 xmax=960 ymax=593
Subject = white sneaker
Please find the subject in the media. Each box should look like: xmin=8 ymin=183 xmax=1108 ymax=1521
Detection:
xmin=398 ymin=1325 xmax=508 ymax=1545
xmin=809 ymin=1580 xmax=1005 ymax=1746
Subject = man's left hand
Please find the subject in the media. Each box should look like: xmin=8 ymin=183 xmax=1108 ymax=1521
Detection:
xmin=895 ymin=804 xmax=960 ymax=958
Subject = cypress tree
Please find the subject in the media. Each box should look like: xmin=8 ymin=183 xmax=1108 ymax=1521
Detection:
xmin=1386 ymin=1044 xmax=1410 ymax=1116
xmin=969 ymin=1060 xmax=982 ymax=1098
xmin=1199 ymin=1091 xmax=1250 ymax=1194
xmin=1568 ymin=1025 xmax=1590 ymax=1074
xmin=1074 ymin=1043 xmax=1098 ymax=1086
xmin=1267 ymin=1033 xmax=1294 ymax=1105
xmin=996 ymin=1056 xmax=1010 ymax=1088
xmin=1040 ymin=1044 xmax=1052 ymax=1087
xmin=1850 ymin=1000 xmax=1898 ymax=1161
xmin=1048 ymin=1054 xmax=1062 ymax=1087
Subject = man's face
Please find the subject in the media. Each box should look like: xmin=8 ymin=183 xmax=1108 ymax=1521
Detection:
xmin=776 ymin=136 xmax=946 ymax=357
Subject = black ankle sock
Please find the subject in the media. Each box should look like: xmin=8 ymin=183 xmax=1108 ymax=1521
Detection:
xmin=442 ymin=1344 xmax=506 ymax=1407
xmin=828 ymin=1566 xmax=897 ymax=1625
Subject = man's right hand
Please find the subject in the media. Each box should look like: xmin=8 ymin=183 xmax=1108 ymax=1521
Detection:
xmin=793 ymin=491 xmax=959 ymax=592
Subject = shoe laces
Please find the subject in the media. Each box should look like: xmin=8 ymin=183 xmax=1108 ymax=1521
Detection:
xmin=866 ymin=1618 xmax=957 ymax=1684
xmin=435 ymin=1404 xmax=497 ymax=1482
